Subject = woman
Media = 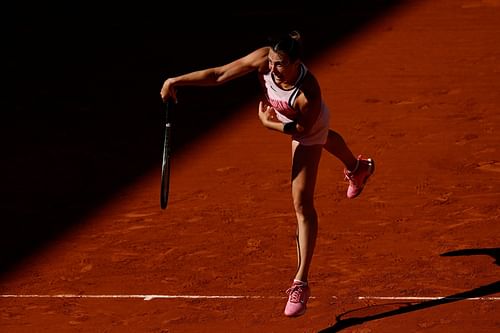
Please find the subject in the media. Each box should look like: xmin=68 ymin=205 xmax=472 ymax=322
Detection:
xmin=160 ymin=31 xmax=374 ymax=317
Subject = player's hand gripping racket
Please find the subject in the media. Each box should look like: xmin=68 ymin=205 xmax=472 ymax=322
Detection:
xmin=160 ymin=99 xmax=173 ymax=209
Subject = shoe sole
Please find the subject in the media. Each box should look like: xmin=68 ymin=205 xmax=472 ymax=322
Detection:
xmin=284 ymin=308 xmax=307 ymax=317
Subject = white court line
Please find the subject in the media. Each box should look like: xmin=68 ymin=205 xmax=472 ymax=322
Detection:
xmin=358 ymin=296 xmax=500 ymax=301
xmin=1 ymin=294 xmax=499 ymax=301
xmin=0 ymin=294 xmax=294 ymax=301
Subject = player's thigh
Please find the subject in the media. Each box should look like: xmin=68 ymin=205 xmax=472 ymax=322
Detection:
xmin=291 ymin=142 xmax=322 ymax=205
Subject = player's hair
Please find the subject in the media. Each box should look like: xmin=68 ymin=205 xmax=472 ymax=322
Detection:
xmin=268 ymin=30 xmax=303 ymax=62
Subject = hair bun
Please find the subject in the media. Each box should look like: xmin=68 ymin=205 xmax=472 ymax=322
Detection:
xmin=289 ymin=30 xmax=301 ymax=41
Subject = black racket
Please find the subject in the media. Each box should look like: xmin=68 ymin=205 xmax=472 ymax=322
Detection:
xmin=160 ymin=100 xmax=173 ymax=209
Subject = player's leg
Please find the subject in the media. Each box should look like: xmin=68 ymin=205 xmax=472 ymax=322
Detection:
xmin=284 ymin=141 xmax=322 ymax=317
xmin=323 ymin=129 xmax=357 ymax=170
xmin=324 ymin=129 xmax=375 ymax=199
xmin=291 ymin=142 xmax=322 ymax=282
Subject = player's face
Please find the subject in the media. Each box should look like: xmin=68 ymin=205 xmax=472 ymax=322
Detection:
xmin=268 ymin=49 xmax=298 ymax=84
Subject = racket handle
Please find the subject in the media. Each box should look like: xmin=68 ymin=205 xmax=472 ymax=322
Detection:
xmin=165 ymin=99 xmax=172 ymax=124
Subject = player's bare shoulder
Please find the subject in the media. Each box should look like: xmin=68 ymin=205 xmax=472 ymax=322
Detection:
xmin=231 ymin=47 xmax=269 ymax=73
xmin=252 ymin=46 xmax=271 ymax=74
xmin=218 ymin=47 xmax=269 ymax=81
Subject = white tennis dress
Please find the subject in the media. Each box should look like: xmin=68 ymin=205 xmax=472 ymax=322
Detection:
xmin=261 ymin=63 xmax=330 ymax=146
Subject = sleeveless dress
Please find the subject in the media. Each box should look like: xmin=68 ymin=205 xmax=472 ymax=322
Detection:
xmin=261 ymin=63 xmax=330 ymax=146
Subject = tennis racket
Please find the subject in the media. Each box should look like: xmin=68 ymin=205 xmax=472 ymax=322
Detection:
xmin=160 ymin=99 xmax=173 ymax=209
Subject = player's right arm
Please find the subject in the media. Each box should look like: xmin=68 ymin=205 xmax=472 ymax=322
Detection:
xmin=160 ymin=47 xmax=269 ymax=103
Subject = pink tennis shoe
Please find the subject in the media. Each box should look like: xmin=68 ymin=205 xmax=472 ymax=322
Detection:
xmin=344 ymin=155 xmax=375 ymax=199
xmin=284 ymin=280 xmax=310 ymax=317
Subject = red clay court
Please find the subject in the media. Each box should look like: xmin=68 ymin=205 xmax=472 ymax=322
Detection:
xmin=5 ymin=1 xmax=499 ymax=332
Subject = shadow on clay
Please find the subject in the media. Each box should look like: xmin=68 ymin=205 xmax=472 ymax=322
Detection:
xmin=319 ymin=248 xmax=500 ymax=332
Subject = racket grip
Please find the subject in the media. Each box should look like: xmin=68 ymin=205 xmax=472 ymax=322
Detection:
xmin=165 ymin=99 xmax=172 ymax=123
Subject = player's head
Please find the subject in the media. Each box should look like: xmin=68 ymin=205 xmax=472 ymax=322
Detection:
xmin=269 ymin=30 xmax=303 ymax=62
xmin=267 ymin=31 xmax=303 ymax=82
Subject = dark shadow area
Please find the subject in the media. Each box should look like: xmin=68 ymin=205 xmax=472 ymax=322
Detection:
xmin=5 ymin=1 xmax=409 ymax=278
xmin=441 ymin=247 xmax=500 ymax=265
xmin=320 ymin=248 xmax=500 ymax=332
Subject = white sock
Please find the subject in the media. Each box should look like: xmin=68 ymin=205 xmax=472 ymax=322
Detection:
xmin=294 ymin=279 xmax=308 ymax=286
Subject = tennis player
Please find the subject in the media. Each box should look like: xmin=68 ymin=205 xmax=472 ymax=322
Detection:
xmin=160 ymin=31 xmax=374 ymax=317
